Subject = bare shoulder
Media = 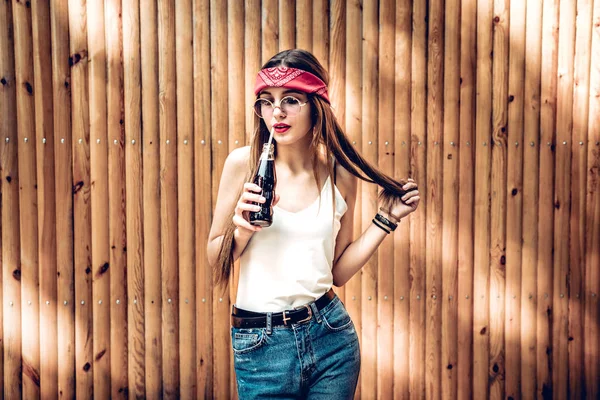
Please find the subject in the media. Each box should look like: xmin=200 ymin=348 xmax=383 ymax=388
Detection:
xmin=334 ymin=161 xmax=358 ymax=202
xmin=226 ymin=145 xmax=252 ymax=169
xmin=219 ymin=145 xmax=252 ymax=191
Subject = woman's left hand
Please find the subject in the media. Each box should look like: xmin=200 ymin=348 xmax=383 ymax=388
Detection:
xmin=389 ymin=178 xmax=420 ymax=219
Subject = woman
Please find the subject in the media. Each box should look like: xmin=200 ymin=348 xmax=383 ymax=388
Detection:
xmin=207 ymin=49 xmax=420 ymax=399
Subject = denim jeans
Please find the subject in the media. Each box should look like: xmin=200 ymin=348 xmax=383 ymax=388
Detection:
xmin=231 ymin=295 xmax=361 ymax=399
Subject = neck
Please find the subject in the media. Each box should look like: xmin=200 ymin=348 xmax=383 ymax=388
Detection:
xmin=275 ymin=136 xmax=320 ymax=175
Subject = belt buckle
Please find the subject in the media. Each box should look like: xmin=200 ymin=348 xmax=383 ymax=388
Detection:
xmin=294 ymin=304 xmax=313 ymax=324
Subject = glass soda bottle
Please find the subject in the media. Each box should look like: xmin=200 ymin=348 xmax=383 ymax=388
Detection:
xmin=249 ymin=143 xmax=276 ymax=227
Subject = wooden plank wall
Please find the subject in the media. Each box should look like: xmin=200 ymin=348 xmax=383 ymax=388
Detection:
xmin=0 ymin=0 xmax=599 ymax=399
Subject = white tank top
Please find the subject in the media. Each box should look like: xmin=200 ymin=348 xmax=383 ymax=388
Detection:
xmin=236 ymin=174 xmax=348 ymax=312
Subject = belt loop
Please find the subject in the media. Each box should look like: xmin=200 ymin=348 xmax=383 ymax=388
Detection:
xmin=266 ymin=312 xmax=272 ymax=334
xmin=310 ymin=302 xmax=322 ymax=323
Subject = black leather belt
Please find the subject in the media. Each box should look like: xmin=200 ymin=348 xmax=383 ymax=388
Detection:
xmin=231 ymin=288 xmax=335 ymax=328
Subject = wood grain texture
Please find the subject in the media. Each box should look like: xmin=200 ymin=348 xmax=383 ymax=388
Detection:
xmin=584 ymin=3 xmax=600 ymax=398
xmin=106 ymin=0 xmax=129 ymax=396
xmin=344 ymin=1 xmax=362 ymax=394
xmin=521 ymin=1 xmax=542 ymax=399
xmin=1 ymin=1 xmax=22 ymax=398
xmin=441 ymin=0 xmax=459 ymax=398
xmin=13 ymin=1 xmax=41 ymax=398
xmin=426 ymin=0 xmax=444 ymax=398
xmin=158 ymin=0 xmax=180 ymax=397
xmin=361 ymin=0 xmax=378 ymax=397
xmin=505 ymin=0 xmax=526 ymax=397
xmin=410 ymin=1 xmax=428 ymax=398
xmin=31 ymin=0 xmax=58 ymax=398
xmin=176 ymin=1 xmax=196 ymax=398
xmin=68 ymin=0 xmax=94 ymax=397
xmin=537 ymin=0 xmax=559 ymax=398
xmin=553 ymin=0 xmax=576 ymax=398
xmin=0 ymin=1 xmax=599 ymax=398
xmin=194 ymin=0 xmax=213 ymax=398
xmin=377 ymin=0 xmax=394 ymax=397
xmin=87 ymin=0 xmax=111 ymax=397
xmin=261 ymin=0 xmax=278 ymax=64
xmin=279 ymin=0 xmax=295 ymax=51
xmin=393 ymin=2 xmax=412 ymax=399
xmin=474 ymin=0 xmax=493 ymax=398
xmin=490 ymin=2 xmax=510 ymax=398
xmin=296 ymin=0 xmax=312 ymax=51
xmin=210 ymin=0 xmax=230 ymax=397
xmin=457 ymin=1 xmax=476 ymax=399
xmin=50 ymin=0 xmax=77 ymax=398
xmin=569 ymin=0 xmax=593 ymax=397
xmin=140 ymin=1 xmax=163 ymax=398
xmin=123 ymin=0 xmax=146 ymax=397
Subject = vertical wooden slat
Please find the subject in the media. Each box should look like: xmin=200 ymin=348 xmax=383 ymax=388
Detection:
xmin=261 ymin=0 xmax=278 ymax=63
xmin=0 ymin=1 xmax=22 ymax=398
xmin=410 ymin=0 xmax=427 ymax=397
xmin=158 ymin=0 xmax=180 ymax=397
xmin=442 ymin=0 xmax=459 ymax=397
xmin=194 ymin=0 xmax=213 ymax=397
xmin=393 ymin=1 xmax=412 ymax=398
xmin=344 ymin=0 xmax=361 ymax=393
xmin=227 ymin=0 xmax=244 ymax=396
xmin=490 ymin=1 xmax=510 ymax=398
xmin=457 ymin=0 xmax=477 ymax=398
xmin=278 ymin=0 xmax=295 ymax=51
xmin=140 ymin=0 xmax=162 ymax=397
xmin=87 ymin=0 xmax=111 ymax=397
xmin=105 ymin=1 xmax=129 ymax=398
xmin=296 ymin=0 xmax=312 ymax=51
xmin=505 ymin=0 xmax=526 ymax=398
xmin=175 ymin=0 xmax=196 ymax=398
xmin=311 ymin=0 xmax=328 ymax=67
xmin=361 ymin=0 xmax=378 ymax=396
xmin=13 ymin=0 xmax=41 ymax=397
xmin=426 ymin=0 xmax=444 ymax=398
xmin=31 ymin=0 xmax=58 ymax=398
xmin=123 ymin=0 xmax=146 ymax=396
xmin=537 ymin=0 xmax=559 ymax=397
xmin=245 ymin=0 xmax=261 ymax=146
xmin=521 ymin=0 xmax=542 ymax=398
xmin=553 ymin=0 xmax=576 ymax=398
xmin=210 ymin=0 xmax=230 ymax=397
xmin=473 ymin=0 xmax=493 ymax=397
xmin=229 ymin=0 xmax=245 ymax=152
xmin=584 ymin=2 xmax=600 ymax=398
xmin=329 ymin=0 xmax=346 ymax=304
xmin=377 ymin=0 xmax=394 ymax=397
xmin=68 ymin=0 xmax=94 ymax=397
xmin=569 ymin=0 xmax=593 ymax=396
xmin=51 ymin=0 xmax=76 ymax=397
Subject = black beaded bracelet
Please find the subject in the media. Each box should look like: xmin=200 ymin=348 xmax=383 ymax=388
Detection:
xmin=372 ymin=218 xmax=391 ymax=234
xmin=375 ymin=213 xmax=398 ymax=231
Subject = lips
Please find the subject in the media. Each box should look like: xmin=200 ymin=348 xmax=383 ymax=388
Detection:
xmin=273 ymin=123 xmax=290 ymax=133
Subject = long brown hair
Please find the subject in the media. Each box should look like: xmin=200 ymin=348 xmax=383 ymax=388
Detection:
xmin=213 ymin=49 xmax=409 ymax=287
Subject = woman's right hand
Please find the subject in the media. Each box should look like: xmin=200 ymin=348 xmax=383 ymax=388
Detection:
xmin=233 ymin=182 xmax=280 ymax=234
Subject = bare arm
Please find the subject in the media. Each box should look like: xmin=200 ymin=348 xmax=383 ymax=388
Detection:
xmin=332 ymin=168 xmax=420 ymax=287
xmin=206 ymin=146 xmax=260 ymax=267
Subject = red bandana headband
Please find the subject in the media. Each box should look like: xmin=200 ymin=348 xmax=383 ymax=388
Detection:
xmin=254 ymin=67 xmax=330 ymax=103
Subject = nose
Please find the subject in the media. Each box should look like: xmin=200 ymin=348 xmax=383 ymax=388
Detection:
xmin=272 ymin=102 xmax=286 ymax=119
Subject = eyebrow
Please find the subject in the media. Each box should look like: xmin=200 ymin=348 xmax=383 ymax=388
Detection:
xmin=259 ymin=90 xmax=305 ymax=96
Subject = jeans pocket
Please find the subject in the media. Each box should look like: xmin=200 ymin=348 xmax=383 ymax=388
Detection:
xmin=231 ymin=328 xmax=267 ymax=355
xmin=321 ymin=299 xmax=353 ymax=332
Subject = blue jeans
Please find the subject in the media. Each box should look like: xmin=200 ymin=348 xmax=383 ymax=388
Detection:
xmin=231 ymin=295 xmax=361 ymax=399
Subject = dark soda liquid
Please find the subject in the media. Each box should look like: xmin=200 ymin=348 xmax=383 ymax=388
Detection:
xmin=249 ymin=158 xmax=276 ymax=227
